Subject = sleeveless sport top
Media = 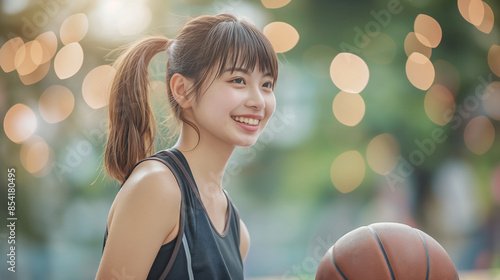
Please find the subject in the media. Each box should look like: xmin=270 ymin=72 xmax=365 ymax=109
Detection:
xmin=102 ymin=148 xmax=244 ymax=280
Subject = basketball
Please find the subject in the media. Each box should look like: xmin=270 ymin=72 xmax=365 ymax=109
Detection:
xmin=315 ymin=222 xmax=459 ymax=280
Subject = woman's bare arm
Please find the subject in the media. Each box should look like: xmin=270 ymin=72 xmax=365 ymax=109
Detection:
xmin=95 ymin=160 xmax=181 ymax=280
xmin=239 ymin=219 xmax=250 ymax=262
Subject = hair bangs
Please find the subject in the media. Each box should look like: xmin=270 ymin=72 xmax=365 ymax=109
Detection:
xmin=207 ymin=20 xmax=278 ymax=84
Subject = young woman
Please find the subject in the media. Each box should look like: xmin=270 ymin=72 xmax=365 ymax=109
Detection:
xmin=95 ymin=14 xmax=278 ymax=279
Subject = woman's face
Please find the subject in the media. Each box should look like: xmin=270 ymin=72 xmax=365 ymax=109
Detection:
xmin=189 ymin=64 xmax=276 ymax=148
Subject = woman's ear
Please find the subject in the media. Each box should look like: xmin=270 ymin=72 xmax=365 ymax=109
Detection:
xmin=170 ymin=73 xmax=194 ymax=109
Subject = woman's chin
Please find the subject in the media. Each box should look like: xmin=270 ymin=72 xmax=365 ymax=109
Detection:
xmin=234 ymin=138 xmax=259 ymax=148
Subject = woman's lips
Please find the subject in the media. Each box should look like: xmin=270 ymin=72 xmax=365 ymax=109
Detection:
xmin=231 ymin=116 xmax=261 ymax=132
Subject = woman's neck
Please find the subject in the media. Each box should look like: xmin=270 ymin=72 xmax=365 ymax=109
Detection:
xmin=172 ymin=124 xmax=234 ymax=197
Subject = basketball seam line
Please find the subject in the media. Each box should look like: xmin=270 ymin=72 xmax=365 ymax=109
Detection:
xmin=330 ymin=247 xmax=348 ymax=280
xmin=415 ymin=230 xmax=430 ymax=280
xmin=368 ymin=226 xmax=396 ymax=280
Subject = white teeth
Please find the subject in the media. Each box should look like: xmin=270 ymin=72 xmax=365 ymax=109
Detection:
xmin=233 ymin=116 xmax=259 ymax=126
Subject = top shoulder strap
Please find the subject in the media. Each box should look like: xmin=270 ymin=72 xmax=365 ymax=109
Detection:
xmin=223 ymin=189 xmax=241 ymax=235
xmin=103 ymin=151 xmax=187 ymax=280
xmin=146 ymin=154 xmax=187 ymax=279
xmin=160 ymin=149 xmax=197 ymax=191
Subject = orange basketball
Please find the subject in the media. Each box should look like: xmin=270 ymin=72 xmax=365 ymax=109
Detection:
xmin=315 ymin=222 xmax=459 ymax=280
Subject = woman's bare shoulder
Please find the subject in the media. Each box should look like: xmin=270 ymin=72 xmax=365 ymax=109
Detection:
xmin=108 ymin=159 xmax=181 ymax=227
xmin=122 ymin=159 xmax=180 ymax=196
xmin=97 ymin=159 xmax=182 ymax=279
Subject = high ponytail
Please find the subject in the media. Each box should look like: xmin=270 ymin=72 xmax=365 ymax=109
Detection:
xmin=105 ymin=36 xmax=173 ymax=183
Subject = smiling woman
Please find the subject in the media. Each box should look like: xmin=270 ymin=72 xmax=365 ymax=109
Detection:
xmin=96 ymin=13 xmax=278 ymax=280
xmin=190 ymin=67 xmax=276 ymax=147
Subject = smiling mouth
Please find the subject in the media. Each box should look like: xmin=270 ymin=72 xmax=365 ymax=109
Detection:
xmin=231 ymin=116 xmax=260 ymax=126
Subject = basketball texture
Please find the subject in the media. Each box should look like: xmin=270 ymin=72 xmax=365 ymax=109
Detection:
xmin=315 ymin=222 xmax=458 ymax=280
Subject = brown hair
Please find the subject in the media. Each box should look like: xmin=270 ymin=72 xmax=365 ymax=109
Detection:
xmin=104 ymin=13 xmax=279 ymax=183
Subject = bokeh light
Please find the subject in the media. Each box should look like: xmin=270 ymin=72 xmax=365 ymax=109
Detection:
xmin=263 ymin=21 xmax=299 ymax=53
xmin=458 ymin=0 xmax=472 ymax=22
xmin=29 ymin=40 xmax=44 ymax=66
xmin=15 ymin=41 xmax=40 ymax=76
xmin=464 ymin=116 xmax=495 ymax=155
xmin=20 ymin=135 xmax=50 ymax=174
xmin=3 ymin=103 xmax=37 ymax=143
xmin=424 ymin=84 xmax=455 ymax=126
xmin=361 ymin=32 xmax=397 ymax=64
xmin=483 ymin=81 xmax=500 ymax=120
xmin=406 ymin=52 xmax=435 ymax=90
xmin=488 ymin=45 xmax=500 ymax=78
xmin=117 ymin=4 xmax=152 ymax=36
xmin=332 ymin=91 xmax=365 ymax=126
xmin=468 ymin=0 xmax=485 ymax=26
xmin=19 ymin=61 xmax=50 ymax=85
xmin=330 ymin=52 xmax=370 ymax=94
xmin=0 ymin=1 xmax=499 ymax=278
xmin=31 ymin=150 xmax=55 ymax=178
xmin=91 ymin=0 xmax=152 ymax=38
xmin=82 ymin=65 xmax=116 ymax=109
xmin=302 ymin=45 xmax=338 ymax=78
xmin=0 ymin=37 xmax=24 ymax=72
xmin=366 ymin=133 xmax=400 ymax=175
xmin=54 ymin=42 xmax=84 ymax=79
xmin=476 ymin=1 xmax=494 ymax=34
xmin=60 ymin=13 xmax=89 ymax=45
xmin=261 ymin=0 xmax=291 ymax=9
xmin=2 ymin=0 xmax=29 ymax=14
xmin=39 ymin=85 xmax=75 ymax=123
xmin=458 ymin=0 xmax=485 ymax=25
xmin=434 ymin=59 xmax=461 ymax=95
xmin=414 ymin=14 xmax=442 ymax=48
xmin=330 ymin=150 xmax=365 ymax=193
xmin=404 ymin=32 xmax=432 ymax=59
xmin=33 ymin=31 xmax=58 ymax=64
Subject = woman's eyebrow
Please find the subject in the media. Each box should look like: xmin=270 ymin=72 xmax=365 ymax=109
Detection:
xmin=224 ymin=67 xmax=249 ymax=74
xmin=223 ymin=68 xmax=273 ymax=78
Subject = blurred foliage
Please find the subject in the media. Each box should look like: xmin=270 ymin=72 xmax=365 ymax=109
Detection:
xmin=0 ymin=0 xmax=499 ymax=279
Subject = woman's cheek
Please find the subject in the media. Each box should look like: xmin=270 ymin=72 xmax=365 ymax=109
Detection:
xmin=266 ymin=93 xmax=276 ymax=119
xmin=257 ymin=94 xmax=275 ymax=132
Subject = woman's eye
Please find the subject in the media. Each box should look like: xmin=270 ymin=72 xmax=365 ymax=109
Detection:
xmin=263 ymin=81 xmax=273 ymax=88
xmin=231 ymin=78 xmax=245 ymax=84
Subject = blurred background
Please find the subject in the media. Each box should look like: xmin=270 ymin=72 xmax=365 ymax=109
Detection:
xmin=1 ymin=0 xmax=499 ymax=279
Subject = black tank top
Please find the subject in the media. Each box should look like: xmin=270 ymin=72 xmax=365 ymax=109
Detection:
xmin=102 ymin=148 xmax=244 ymax=280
